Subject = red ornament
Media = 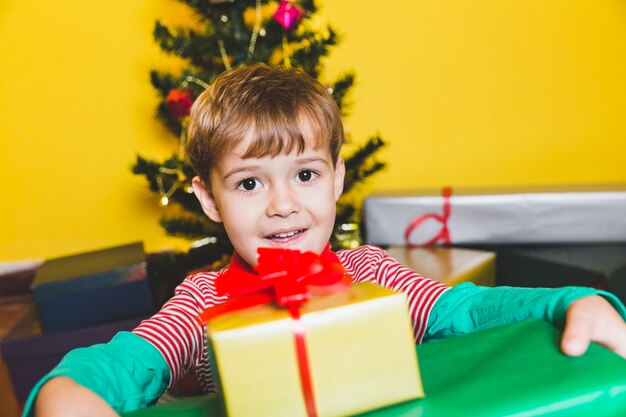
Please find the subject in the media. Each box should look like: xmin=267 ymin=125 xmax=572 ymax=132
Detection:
xmin=273 ymin=1 xmax=306 ymax=30
xmin=165 ymin=88 xmax=193 ymax=119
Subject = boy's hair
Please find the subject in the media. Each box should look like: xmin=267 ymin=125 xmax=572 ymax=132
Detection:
xmin=186 ymin=63 xmax=344 ymax=185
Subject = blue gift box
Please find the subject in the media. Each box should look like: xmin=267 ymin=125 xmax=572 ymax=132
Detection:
xmin=31 ymin=242 xmax=154 ymax=333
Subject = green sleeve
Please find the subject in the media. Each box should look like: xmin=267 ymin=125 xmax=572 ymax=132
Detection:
xmin=424 ymin=283 xmax=626 ymax=342
xmin=21 ymin=331 xmax=170 ymax=417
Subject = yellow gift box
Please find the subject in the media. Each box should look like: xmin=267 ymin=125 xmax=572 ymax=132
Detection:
xmin=206 ymin=282 xmax=424 ymax=417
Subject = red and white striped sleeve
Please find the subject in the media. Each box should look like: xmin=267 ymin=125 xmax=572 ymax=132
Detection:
xmin=337 ymin=245 xmax=450 ymax=343
xmin=132 ymin=270 xmax=228 ymax=390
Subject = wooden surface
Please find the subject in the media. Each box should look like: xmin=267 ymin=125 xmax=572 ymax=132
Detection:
xmin=385 ymin=247 xmax=495 ymax=286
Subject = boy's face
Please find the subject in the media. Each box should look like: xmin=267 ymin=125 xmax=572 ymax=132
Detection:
xmin=192 ymin=126 xmax=345 ymax=268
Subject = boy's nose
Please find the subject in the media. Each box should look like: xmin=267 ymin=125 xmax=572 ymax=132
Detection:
xmin=266 ymin=184 xmax=301 ymax=217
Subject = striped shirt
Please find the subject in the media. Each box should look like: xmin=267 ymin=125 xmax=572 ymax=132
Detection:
xmin=132 ymin=245 xmax=449 ymax=392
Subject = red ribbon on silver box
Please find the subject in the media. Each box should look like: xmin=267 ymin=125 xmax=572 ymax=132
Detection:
xmin=404 ymin=187 xmax=453 ymax=247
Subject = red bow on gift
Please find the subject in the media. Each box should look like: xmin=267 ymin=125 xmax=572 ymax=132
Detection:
xmin=199 ymin=247 xmax=352 ymax=417
xmin=226 ymin=247 xmax=347 ymax=301
xmin=200 ymin=247 xmax=351 ymax=322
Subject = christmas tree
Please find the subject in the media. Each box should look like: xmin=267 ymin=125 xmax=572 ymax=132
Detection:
xmin=133 ymin=0 xmax=386 ymax=275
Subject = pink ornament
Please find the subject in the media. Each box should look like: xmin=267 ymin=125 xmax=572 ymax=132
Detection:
xmin=273 ymin=1 xmax=306 ymax=30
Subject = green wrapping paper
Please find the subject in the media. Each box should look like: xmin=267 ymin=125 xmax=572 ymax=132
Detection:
xmin=125 ymin=319 xmax=626 ymax=417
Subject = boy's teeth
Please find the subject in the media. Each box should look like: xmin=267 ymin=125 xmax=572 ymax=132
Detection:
xmin=273 ymin=230 xmax=300 ymax=238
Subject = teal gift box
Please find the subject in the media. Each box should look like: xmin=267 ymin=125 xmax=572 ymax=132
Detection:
xmin=124 ymin=319 xmax=626 ymax=417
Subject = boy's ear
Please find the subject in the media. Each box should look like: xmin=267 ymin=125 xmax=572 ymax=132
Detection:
xmin=334 ymin=157 xmax=345 ymax=202
xmin=191 ymin=176 xmax=223 ymax=223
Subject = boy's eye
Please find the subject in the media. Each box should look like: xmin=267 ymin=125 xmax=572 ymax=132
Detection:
xmin=238 ymin=178 xmax=259 ymax=191
xmin=297 ymin=170 xmax=317 ymax=182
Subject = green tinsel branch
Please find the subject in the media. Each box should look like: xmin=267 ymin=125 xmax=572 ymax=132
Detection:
xmin=291 ymin=26 xmax=338 ymax=77
xmin=342 ymin=135 xmax=387 ymax=195
xmin=153 ymin=21 xmax=212 ymax=61
xmin=160 ymin=215 xmax=228 ymax=241
xmin=330 ymin=73 xmax=355 ymax=115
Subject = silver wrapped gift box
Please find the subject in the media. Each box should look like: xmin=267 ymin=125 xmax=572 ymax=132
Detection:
xmin=364 ymin=185 xmax=626 ymax=246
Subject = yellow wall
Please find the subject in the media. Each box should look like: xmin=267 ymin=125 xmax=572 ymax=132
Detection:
xmin=2 ymin=1 xmax=626 ymax=261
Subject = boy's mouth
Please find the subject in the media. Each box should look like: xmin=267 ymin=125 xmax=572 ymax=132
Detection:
xmin=265 ymin=229 xmax=306 ymax=244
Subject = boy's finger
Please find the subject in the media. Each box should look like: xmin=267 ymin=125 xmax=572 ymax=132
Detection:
xmin=563 ymin=296 xmax=626 ymax=359
xmin=594 ymin=331 xmax=626 ymax=359
xmin=586 ymin=314 xmax=626 ymax=359
xmin=561 ymin=308 xmax=594 ymax=357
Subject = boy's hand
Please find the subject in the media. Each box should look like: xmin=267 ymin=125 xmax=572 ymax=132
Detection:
xmin=561 ymin=295 xmax=626 ymax=359
xmin=35 ymin=376 xmax=119 ymax=417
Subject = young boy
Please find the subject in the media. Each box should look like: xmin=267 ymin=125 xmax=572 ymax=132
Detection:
xmin=30 ymin=64 xmax=626 ymax=417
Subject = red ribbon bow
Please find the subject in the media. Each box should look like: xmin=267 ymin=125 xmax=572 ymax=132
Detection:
xmin=404 ymin=187 xmax=453 ymax=247
xmin=199 ymin=246 xmax=351 ymax=417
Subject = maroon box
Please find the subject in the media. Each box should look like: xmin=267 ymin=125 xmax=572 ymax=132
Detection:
xmin=0 ymin=261 xmax=42 ymax=296
xmin=0 ymin=296 xmax=33 ymax=417
xmin=0 ymin=306 xmax=145 ymax=401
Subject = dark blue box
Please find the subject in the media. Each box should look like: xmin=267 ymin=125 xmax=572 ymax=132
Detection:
xmin=462 ymin=243 xmax=626 ymax=303
xmin=31 ymin=242 xmax=154 ymax=333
